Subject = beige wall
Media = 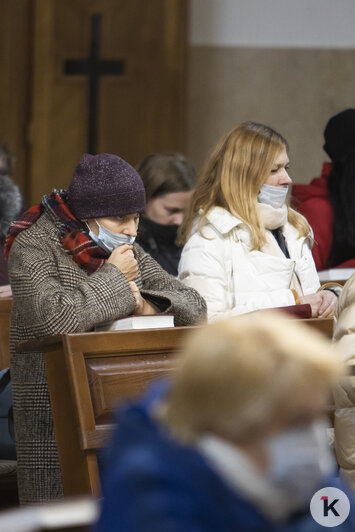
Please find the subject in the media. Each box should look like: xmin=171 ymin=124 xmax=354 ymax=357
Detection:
xmin=186 ymin=46 xmax=355 ymax=183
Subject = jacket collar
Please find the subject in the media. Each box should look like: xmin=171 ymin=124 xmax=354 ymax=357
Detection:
xmin=203 ymin=207 xmax=244 ymax=235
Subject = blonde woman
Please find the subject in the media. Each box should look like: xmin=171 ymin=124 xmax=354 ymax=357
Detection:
xmin=97 ymin=313 xmax=354 ymax=531
xmin=178 ymin=122 xmax=339 ymax=320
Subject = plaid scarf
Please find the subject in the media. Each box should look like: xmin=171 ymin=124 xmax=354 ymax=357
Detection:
xmin=5 ymin=190 xmax=109 ymax=274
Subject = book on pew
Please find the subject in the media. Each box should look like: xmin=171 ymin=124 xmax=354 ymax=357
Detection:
xmin=318 ymin=268 xmax=355 ymax=282
xmin=95 ymin=314 xmax=175 ymax=331
xmin=272 ymin=303 xmax=312 ymax=318
xmin=249 ymin=304 xmax=312 ymax=319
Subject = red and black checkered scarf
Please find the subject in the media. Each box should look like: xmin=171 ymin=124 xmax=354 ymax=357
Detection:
xmin=5 ymin=190 xmax=109 ymax=274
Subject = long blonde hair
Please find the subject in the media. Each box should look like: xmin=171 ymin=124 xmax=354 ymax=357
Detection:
xmin=178 ymin=122 xmax=310 ymax=249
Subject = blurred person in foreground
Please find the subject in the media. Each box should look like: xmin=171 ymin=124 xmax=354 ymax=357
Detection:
xmin=136 ymin=153 xmax=196 ymax=276
xmin=332 ymin=273 xmax=355 ymax=491
xmin=97 ymin=313 xmax=354 ymax=532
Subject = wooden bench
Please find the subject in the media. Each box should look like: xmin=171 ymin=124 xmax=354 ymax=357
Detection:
xmin=0 ymin=298 xmax=12 ymax=369
xmin=20 ymin=327 xmax=191 ymax=497
xmin=18 ymin=317 xmax=334 ymax=497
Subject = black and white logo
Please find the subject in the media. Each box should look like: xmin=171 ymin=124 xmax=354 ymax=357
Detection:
xmin=310 ymin=487 xmax=350 ymax=527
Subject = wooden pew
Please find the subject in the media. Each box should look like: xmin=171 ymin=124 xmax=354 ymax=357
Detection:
xmin=299 ymin=316 xmax=334 ymax=338
xmin=18 ymin=317 xmax=334 ymax=498
xmin=0 ymin=298 xmax=12 ymax=369
xmin=20 ymin=327 xmax=191 ymax=497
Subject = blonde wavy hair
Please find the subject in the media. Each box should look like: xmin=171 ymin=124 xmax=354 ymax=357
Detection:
xmin=158 ymin=313 xmax=342 ymax=443
xmin=178 ymin=122 xmax=310 ymax=249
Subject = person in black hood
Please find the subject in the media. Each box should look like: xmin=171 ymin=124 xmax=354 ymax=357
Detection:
xmin=0 ymin=142 xmax=22 ymax=292
xmin=136 ymin=153 xmax=196 ymax=276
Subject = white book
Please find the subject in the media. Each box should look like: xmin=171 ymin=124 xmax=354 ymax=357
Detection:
xmin=318 ymin=268 xmax=355 ymax=282
xmin=96 ymin=314 xmax=174 ymax=331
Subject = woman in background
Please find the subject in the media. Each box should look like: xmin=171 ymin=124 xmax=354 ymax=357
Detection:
xmin=292 ymin=109 xmax=355 ymax=271
xmin=178 ymin=122 xmax=339 ymax=320
xmin=0 ymin=141 xmax=22 ymax=294
xmin=136 ymin=153 xmax=196 ymax=276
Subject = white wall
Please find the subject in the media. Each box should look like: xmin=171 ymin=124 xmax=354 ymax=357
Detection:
xmin=189 ymin=0 xmax=355 ymax=48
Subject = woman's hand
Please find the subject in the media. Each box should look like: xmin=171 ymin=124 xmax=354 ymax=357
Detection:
xmin=316 ymin=290 xmax=338 ymax=318
xmin=107 ymin=244 xmax=138 ymax=281
xmin=298 ymin=291 xmax=337 ymax=318
xmin=129 ymin=282 xmax=157 ymax=316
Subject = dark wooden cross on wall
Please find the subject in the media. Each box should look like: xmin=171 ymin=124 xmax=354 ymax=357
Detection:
xmin=65 ymin=14 xmax=125 ymax=154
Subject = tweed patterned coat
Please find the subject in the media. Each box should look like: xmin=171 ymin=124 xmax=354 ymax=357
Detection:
xmin=8 ymin=210 xmax=207 ymax=504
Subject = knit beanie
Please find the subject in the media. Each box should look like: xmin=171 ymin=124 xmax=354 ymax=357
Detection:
xmin=323 ymin=108 xmax=355 ymax=162
xmin=67 ymin=153 xmax=146 ymax=219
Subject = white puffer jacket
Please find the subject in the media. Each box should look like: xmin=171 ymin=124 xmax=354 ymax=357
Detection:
xmin=333 ymin=276 xmax=355 ymax=490
xmin=178 ymin=207 xmax=320 ymax=321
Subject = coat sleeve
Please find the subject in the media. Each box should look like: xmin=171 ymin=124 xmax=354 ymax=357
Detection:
xmin=8 ymin=238 xmax=137 ymax=337
xmin=332 ymin=276 xmax=355 ymax=491
xmin=98 ymin=464 xmax=217 ymax=532
xmin=178 ymin=232 xmax=297 ymax=321
xmin=135 ymin=244 xmax=207 ymax=326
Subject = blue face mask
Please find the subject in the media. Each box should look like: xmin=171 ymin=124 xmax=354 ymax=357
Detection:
xmin=88 ymin=221 xmax=136 ymax=252
xmin=258 ymin=184 xmax=288 ymax=208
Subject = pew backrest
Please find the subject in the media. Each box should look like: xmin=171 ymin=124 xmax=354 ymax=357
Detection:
xmin=42 ymin=327 xmax=192 ymax=497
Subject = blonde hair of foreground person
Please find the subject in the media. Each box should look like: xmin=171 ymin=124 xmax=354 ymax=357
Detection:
xmin=178 ymin=122 xmax=309 ymax=248
xmin=158 ymin=312 xmax=343 ymax=443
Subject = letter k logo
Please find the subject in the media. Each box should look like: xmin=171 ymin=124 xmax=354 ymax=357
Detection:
xmin=311 ymin=487 xmax=350 ymax=526
xmin=321 ymin=495 xmax=340 ymax=517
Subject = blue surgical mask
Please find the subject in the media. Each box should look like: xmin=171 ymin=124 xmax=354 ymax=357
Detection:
xmin=88 ymin=221 xmax=135 ymax=252
xmin=258 ymin=184 xmax=288 ymax=208
xmin=266 ymin=419 xmax=336 ymax=506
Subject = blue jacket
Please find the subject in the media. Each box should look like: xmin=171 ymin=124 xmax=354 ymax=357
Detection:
xmin=96 ymin=386 xmax=355 ymax=532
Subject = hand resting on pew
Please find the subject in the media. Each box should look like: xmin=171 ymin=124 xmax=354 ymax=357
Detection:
xmin=129 ymin=281 xmax=158 ymax=315
xmin=298 ymin=290 xmax=337 ymax=318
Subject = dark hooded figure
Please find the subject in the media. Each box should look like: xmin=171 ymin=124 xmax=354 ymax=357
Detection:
xmin=292 ymin=109 xmax=355 ymax=271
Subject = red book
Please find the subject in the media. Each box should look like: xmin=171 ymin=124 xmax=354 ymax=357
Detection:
xmin=271 ymin=304 xmax=312 ymax=319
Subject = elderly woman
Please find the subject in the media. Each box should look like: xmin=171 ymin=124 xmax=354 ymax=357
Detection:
xmin=97 ymin=313 xmax=354 ymax=531
xmin=6 ymin=153 xmax=206 ymax=504
xmin=178 ymin=122 xmax=339 ymax=320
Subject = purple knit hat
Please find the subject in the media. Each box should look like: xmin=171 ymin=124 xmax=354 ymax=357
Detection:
xmin=67 ymin=153 xmax=146 ymax=219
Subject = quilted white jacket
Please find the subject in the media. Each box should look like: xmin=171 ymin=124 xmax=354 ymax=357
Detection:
xmin=178 ymin=207 xmax=320 ymax=321
xmin=333 ymin=276 xmax=355 ymax=490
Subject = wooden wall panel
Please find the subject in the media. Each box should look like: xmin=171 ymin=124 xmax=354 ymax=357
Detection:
xmin=29 ymin=0 xmax=188 ymax=204
xmin=0 ymin=0 xmax=32 ymax=200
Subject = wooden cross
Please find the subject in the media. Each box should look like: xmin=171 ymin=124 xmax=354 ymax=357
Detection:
xmin=65 ymin=14 xmax=125 ymax=154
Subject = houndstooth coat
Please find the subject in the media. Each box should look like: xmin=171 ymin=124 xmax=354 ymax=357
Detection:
xmin=8 ymin=210 xmax=207 ymax=504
